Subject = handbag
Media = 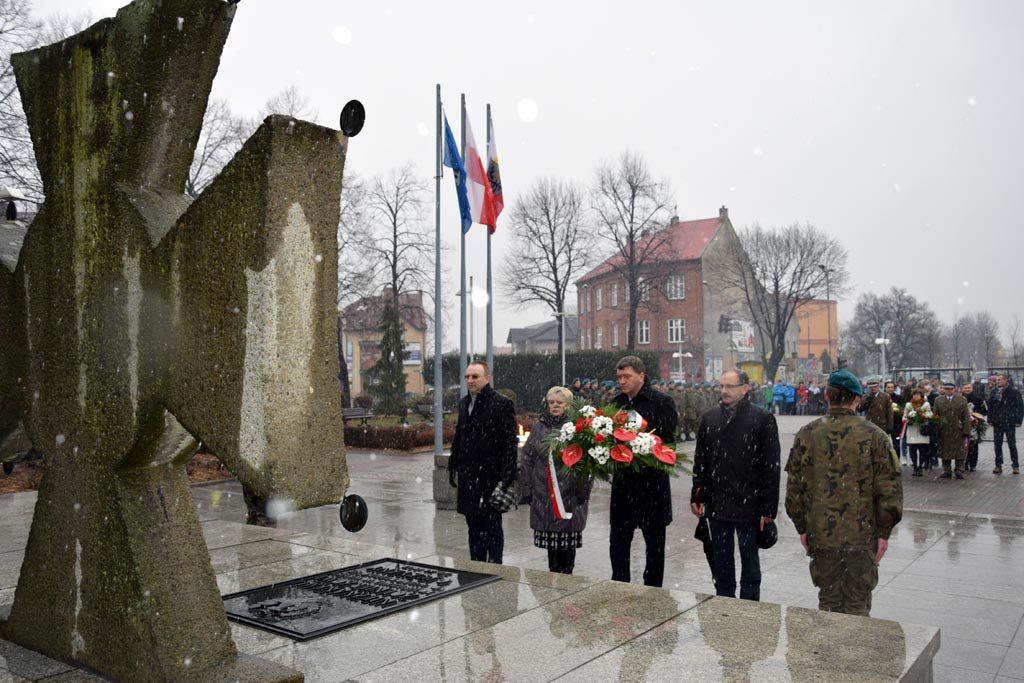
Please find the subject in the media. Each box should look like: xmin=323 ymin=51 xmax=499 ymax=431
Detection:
xmin=488 ymin=480 xmax=517 ymax=513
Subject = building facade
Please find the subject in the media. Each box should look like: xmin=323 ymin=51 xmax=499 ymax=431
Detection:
xmin=506 ymin=316 xmax=579 ymax=355
xmin=576 ymin=207 xmax=774 ymax=381
xmin=793 ymin=299 xmax=839 ymax=362
xmin=341 ymin=289 xmax=427 ymax=397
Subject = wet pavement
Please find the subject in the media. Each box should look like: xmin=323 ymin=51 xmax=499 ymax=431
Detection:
xmin=0 ymin=416 xmax=1021 ymax=681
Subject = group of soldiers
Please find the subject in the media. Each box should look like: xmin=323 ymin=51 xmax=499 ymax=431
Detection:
xmin=570 ymin=378 xmax=723 ymax=441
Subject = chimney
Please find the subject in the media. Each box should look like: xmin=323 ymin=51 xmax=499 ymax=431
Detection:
xmin=719 ymin=205 xmax=728 ymax=220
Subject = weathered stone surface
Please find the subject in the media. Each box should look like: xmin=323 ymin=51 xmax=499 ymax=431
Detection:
xmin=0 ymin=0 xmax=351 ymax=680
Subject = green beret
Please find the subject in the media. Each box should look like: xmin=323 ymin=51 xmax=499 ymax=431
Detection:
xmin=828 ymin=369 xmax=863 ymax=396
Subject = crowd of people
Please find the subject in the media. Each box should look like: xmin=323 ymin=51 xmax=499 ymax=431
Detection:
xmin=448 ymin=357 xmax=914 ymax=618
xmin=859 ymin=375 xmax=1023 ymax=478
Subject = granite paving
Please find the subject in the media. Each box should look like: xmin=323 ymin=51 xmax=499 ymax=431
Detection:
xmin=0 ymin=415 xmax=1020 ymax=680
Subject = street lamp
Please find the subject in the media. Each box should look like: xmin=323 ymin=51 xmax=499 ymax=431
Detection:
xmin=817 ymin=265 xmax=834 ymax=369
xmin=553 ymin=311 xmax=567 ymax=386
xmin=874 ymin=337 xmax=890 ymax=377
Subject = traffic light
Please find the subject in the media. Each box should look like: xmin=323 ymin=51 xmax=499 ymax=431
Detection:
xmin=718 ymin=314 xmax=730 ymax=334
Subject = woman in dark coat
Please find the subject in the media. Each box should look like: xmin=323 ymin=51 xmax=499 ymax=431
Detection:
xmin=518 ymin=386 xmax=593 ymax=574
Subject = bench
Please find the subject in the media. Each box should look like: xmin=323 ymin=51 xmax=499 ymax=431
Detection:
xmin=414 ymin=404 xmax=452 ymax=421
xmin=342 ymin=407 xmax=373 ymax=425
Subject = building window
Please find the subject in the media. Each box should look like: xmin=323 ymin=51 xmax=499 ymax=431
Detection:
xmin=345 ymin=340 xmax=354 ymax=360
xmin=612 ymin=324 xmax=619 ymax=347
xmin=595 ymin=287 xmax=603 ymax=310
xmin=610 ymin=283 xmax=618 ymax=307
xmin=668 ymin=318 xmax=686 ymax=343
xmin=580 ymin=288 xmax=587 ymax=313
xmin=595 ymin=327 xmax=603 ymax=349
xmin=666 ymin=275 xmax=686 ymax=300
xmin=637 ymin=277 xmax=650 ymax=302
xmin=638 ymin=320 xmax=650 ymax=344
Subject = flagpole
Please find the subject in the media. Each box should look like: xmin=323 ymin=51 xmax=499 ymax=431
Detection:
xmin=459 ymin=94 xmax=468 ymax=398
xmin=433 ymin=84 xmax=443 ymax=457
xmin=485 ymin=104 xmax=494 ymax=374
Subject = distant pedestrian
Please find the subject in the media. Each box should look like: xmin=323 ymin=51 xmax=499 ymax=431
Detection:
xmin=784 ymin=382 xmax=796 ymax=415
xmin=902 ymin=389 xmax=932 ymax=476
xmin=772 ymin=379 xmax=785 ymax=415
xmin=933 ymin=382 xmax=971 ymax=480
xmin=988 ymin=374 xmax=1023 ymax=475
xmin=785 ymin=369 xmax=903 ymax=616
xmin=860 ymin=380 xmax=893 ymax=436
xmin=796 ymin=382 xmax=808 ymax=415
xmin=885 ymin=381 xmax=907 ymax=465
xmin=609 ymin=355 xmax=678 ymax=587
xmin=518 ymin=386 xmax=593 ymax=574
xmin=448 ymin=362 xmax=518 ymax=563
xmin=961 ymin=383 xmax=986 ymax=472
xmin=691 ymin=369 xmax=780 ymax=601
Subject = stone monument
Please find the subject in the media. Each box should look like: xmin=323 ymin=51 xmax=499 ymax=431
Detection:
xmin=0 ymin=0 xmax=352 ymax=680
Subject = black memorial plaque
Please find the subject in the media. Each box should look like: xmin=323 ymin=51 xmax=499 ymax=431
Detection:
xmin=222 ymin=558 xmax=501 ymax=641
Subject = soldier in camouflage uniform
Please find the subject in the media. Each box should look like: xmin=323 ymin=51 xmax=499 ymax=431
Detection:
xmin=678 ymin=386 xmax=700 ymax=441
xmin=785 ymin=369 xmax=904 ymax=617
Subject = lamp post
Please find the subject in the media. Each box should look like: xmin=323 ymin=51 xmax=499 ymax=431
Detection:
xmin=817 ymin=265 xmax=834 ymax=368
xmin=553 ymin=311 xmax=567 ymax=386
xmin=874 ymin=337 xmax=890 ymax=377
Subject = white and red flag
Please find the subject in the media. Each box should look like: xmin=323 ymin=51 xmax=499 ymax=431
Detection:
xmin=463 ymin=115 xmax=496 ymax=232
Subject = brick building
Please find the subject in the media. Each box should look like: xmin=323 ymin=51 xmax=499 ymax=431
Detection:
xmin=341 ymin=289 xmax=427 ymax=397
xmin=575 ymin=207 xmax=777 ymax=381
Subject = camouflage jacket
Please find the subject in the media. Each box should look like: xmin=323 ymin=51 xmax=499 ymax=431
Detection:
xmin=785 ymin=408 xmax=903 ymax=548
xmin=860 ymin=391 xmax=893 ymax=435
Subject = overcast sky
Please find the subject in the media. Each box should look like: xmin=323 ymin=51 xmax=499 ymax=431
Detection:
xmin=28 ymin=0 xmax=1024 ymax=352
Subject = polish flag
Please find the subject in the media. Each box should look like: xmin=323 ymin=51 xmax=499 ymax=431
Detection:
xmin=463 ymin=115 xmax=496 ymax=232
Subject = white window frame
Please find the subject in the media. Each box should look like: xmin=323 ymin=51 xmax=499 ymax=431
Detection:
xmin=595 ymin=326 xmax=603 ymax=349
xmin=595 ymin=287 xmax=602 ymax=310
xmin=638 ymin=320 xmax=651 ymax=345
xmin=637 ymin=277 xmax=650 ymax=302
xmin=610 ymin=282 xmax=618 ymax=307
xmin=666 ymin=275 xmax=686 ymax=300
xmin=611 ymin=324 xmax=619 ymax=347
xmin=668 ymin=318 xmax=686 ymax=344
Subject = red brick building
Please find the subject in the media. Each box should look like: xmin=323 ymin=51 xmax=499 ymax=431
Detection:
xmin=575 ymin=207 xmax=766 ymax=381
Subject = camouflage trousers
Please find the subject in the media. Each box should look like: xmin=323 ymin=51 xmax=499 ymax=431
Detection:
xmin=808 ymin=544 xmax=878 ymax=617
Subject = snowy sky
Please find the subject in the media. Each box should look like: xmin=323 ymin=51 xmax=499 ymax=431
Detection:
xmin=27 ymin=0 xmax=1024 ymax=351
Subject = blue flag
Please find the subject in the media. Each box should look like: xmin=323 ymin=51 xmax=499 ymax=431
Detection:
xmin=442 ymin=113 xmax=472 ymax=233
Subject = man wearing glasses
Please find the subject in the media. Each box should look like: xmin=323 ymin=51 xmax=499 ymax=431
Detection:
xmin=690 ymin=368 xmax=780 ymax=601
xmin=448 ymin=361 xmax=518 ymax=563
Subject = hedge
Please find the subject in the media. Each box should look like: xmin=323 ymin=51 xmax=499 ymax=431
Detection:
xmin=344 ymin=422 xmax=456 ymax=450
xmin=423 ymin=350 xmax=662 ymax=412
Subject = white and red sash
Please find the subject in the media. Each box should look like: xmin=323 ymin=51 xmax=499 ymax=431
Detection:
xmin=546 ymin=454 xmax=573 ymax=520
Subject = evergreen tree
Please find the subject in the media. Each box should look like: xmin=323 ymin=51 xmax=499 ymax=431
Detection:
xmin=366 ymin=296 xmax=408 ymax=417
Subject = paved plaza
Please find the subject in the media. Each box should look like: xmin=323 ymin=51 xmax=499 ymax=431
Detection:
xmin=0 ymin=416 xmax=1021 ymax=681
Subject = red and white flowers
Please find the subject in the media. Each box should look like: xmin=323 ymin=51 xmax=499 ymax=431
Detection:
xmin=544 ymin=399 xmax=687 ymax=481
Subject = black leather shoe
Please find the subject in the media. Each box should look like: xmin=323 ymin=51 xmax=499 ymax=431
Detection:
xmin=954 ymin=472 xmax=964 ymax=479
xmin=939 ymin=471 xmax=952 ymax=479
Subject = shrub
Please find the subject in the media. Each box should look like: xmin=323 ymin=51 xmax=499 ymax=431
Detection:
xmin=344 ymin=423 xmax=455 ymax=450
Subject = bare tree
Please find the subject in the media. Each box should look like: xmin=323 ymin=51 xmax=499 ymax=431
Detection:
xmin=364 ymin=164 xmax=431 ymax=299
xmin=844 ymin=288 xmax=942 ymax=374
xmin=591 ymin=150 xmax=673 ymax=349
xmin=499 ymin=178 xmax=588 ymax=355
xmin=1007 ymin=315 xmax=1023 ymax=366
xmin=260 ymin=85 xmax=317 ymax=121
xmin=185 ymin=98 xmax=251 ymax=197
xmin=0 ymin=1 xmax=45 ymax=201
xmin=972 ymin=310 xmax=1002 ymax=369
xmin=717 ymin=222 xmax=848 ymax=381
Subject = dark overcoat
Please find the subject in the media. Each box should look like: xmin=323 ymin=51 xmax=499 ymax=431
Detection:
xmin=518 ymin=413 xmax=593 ymax=534
xmin=449 ymin=384 xmax=518 ymax=517
xmin=691 ymin=397 xmax=781 ymax=522
xmin=610 ymin=380 xmax=679 ymax=528
xmin=932 ymin=393 xmax=971 ymax=461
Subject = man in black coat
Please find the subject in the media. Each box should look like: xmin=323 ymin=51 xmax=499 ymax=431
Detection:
xmin=690 ymin=368 xmax=780 ymax=601
xmin=886 ymin=381 xmax=908 ymax=465
xmin=448 ymin=361 xmax=518 ymax=563
xmin=962 ymin=382 xmax=986 ymax=472
xmin=988 ymin=374 xmax=1024 ymax=475
xmin=609 ymin=355 xmax=678 ymax=587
